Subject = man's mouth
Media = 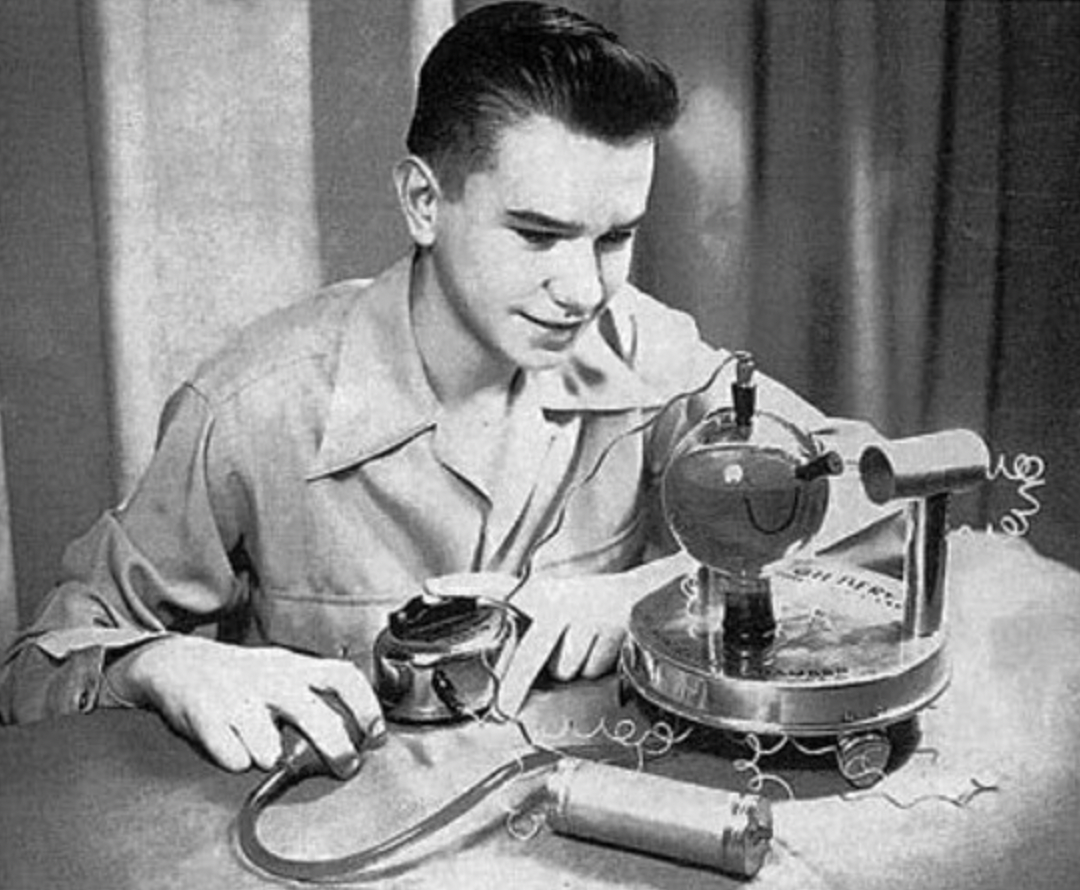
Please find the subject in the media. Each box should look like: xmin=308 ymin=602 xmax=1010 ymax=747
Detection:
xmin=519 ymin=312 xmax=586 ymax=333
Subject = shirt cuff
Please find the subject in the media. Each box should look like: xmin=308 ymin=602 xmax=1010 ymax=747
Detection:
xmin=34 ymin=628 xmax=169 ymax=713
xmin=34 ymin=627 xmax=168 ymax=661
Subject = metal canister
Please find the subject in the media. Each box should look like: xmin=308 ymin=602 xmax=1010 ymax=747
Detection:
xmin=546 ymin=757 xmax=773 ymax=879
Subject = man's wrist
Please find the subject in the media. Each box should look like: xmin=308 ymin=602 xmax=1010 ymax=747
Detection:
xmin=100 ymin=636 xmax=177 ymax=709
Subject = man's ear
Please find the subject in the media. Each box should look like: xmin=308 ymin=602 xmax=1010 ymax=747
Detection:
xmin=394 ymin=156 xmax=442 ymax=247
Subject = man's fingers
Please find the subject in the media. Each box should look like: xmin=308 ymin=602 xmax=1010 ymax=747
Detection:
xmin=581 ymin=627 xmax=624 ymax=679
xmin=497 ymin=614 xmax=566 ymax=718
xmin=230 ymin=702 xmax=283 ymax=771
xmin=552 ymin=624 xmax=624 ymax=681
xmin=552 ymin=629 xmax=594 ymax=681
xmin=280 ymin=689 xmax=363 ymax=774
xmin=189 ymin=710 xmax=252 ymax=773
xmin=315 ymin=659 xmax=386 ymax=742
xmin=132 ymin=640 xmax=386 ymax=775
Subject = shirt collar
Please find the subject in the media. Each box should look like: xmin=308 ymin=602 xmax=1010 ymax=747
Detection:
xmin=308 ymin=255 xmax=666 ymax=479
xmin=308 ymin=255 xmax=437 ymax=479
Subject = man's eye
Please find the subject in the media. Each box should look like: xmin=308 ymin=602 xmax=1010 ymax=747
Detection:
xmin=515 ymin=229 xmax=560 ymax=248
xmin=598 ymin=229 xmax=634 ymax=251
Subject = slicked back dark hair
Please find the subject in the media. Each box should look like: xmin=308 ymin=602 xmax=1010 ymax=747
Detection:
xmin=406 ymin=2 xmax=681 ymax=198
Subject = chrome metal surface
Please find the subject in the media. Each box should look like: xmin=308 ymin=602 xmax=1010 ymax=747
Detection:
xmin=836 ymin=731 xmax=893 ymax=788
xmin=373 ymin=599 xmax=519 ymax=723
xmin=859 ymin=429 xmax=989 ymax=504
xmin=903 ymin=495 xmax=950 ymax=638
xmin=620 ymin=560 xmax=950 ymax=736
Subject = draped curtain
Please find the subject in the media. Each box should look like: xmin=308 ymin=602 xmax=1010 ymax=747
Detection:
xmin=606 ymin=0 xmax=1080 ymax=565
xmin=1 ymin=0 xmax=1077 ymax=636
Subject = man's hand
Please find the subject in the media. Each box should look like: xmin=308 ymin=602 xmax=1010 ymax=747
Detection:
xmin=514 ymin=573 xmax=631 ymax=678
xmin=497 ymin=552 xmax=696 ymax=717
xmin=107 ymin=636 xmax=384 ymax=773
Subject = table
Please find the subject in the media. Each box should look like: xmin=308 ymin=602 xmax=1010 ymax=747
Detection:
xmin=2 ymin=532 xmax=1078 ymax=890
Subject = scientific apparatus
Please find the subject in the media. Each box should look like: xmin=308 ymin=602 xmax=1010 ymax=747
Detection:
xmin=620 ymin=354 xmax=990 ymax=785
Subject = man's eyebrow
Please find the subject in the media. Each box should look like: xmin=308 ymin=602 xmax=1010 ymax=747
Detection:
xmin=504 ymin=208 xmax=647 ymax=234
xmin=504 ymin=209 xmax=585 ymax=235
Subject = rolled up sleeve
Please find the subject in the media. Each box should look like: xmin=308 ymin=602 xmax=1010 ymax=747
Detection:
xmin=0 ymin=385 xmax=247 ymax=724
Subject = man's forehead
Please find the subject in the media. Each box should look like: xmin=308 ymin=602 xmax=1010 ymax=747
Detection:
xmin=478 ymin=115 xmax=656 ymax=222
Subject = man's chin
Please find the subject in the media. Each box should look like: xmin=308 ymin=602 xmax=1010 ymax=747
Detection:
xmin=513 ymin=342 xmax=580 ymax=373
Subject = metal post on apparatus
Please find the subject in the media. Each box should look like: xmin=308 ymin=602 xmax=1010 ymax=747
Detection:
xmin=858 ymin=430 xmax=990 ymax=640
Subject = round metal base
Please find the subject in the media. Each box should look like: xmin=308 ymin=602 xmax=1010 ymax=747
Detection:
xmin=620 ymin=560 xmax=949 ymax=737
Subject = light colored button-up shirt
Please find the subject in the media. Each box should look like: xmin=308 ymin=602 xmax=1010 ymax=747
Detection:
xmin=0 ymin=255 xmax=829 ymax=722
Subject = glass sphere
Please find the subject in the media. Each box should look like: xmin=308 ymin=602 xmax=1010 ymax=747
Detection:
xmin=662 ymin=409 xmax=832 ymax=575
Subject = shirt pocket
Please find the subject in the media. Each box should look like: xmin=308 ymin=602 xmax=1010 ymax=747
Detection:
xmin=250 ymin=587 xmax=399 ymax=676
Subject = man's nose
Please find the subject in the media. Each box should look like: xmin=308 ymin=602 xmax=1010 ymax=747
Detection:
xmin=546 ymin=245 xmax=605 ymax=317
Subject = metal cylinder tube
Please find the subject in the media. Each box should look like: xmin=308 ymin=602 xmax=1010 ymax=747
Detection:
xmin=859 ymin=429 xmax=989 ymax=504
xmin=546 ymin=758 xmax=772 ymax=879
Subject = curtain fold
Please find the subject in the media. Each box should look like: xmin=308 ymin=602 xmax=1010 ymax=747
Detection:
xmin=626 ymin=0 xmax=950 ymax=435
xmin=82 ymin=0 xmax=323 ymax=496
xmin=977 ymin=2 xmax=1080 ymax=566
xmin=0 ymin=411 xmax=18 ymax=654
xmin=621 ymin=0 xmax=755 ymax=352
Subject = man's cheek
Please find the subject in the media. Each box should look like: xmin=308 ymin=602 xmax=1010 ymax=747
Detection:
xmin=601 ymin=255 xmax=633 ymax=292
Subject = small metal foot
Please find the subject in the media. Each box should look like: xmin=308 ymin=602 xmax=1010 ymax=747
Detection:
xmin=836 ymin=731 xmax=892 ymax=788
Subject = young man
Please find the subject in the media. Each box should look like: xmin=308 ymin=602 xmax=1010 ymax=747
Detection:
xmin=0 ymin=3 xmax=859 ymax=774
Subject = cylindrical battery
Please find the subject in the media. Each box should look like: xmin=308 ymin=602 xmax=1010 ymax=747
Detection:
xmin=546 ymin=757 xmax=772 ymax=879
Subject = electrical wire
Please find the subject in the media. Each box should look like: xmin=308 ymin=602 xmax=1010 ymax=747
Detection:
xmin=235 ymin=747 xmax=562 ymax=883
xmin=235 ymin=353 xmax=743 ymax=882
xmin=504 ymin=351 xmax=740 ymax=603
